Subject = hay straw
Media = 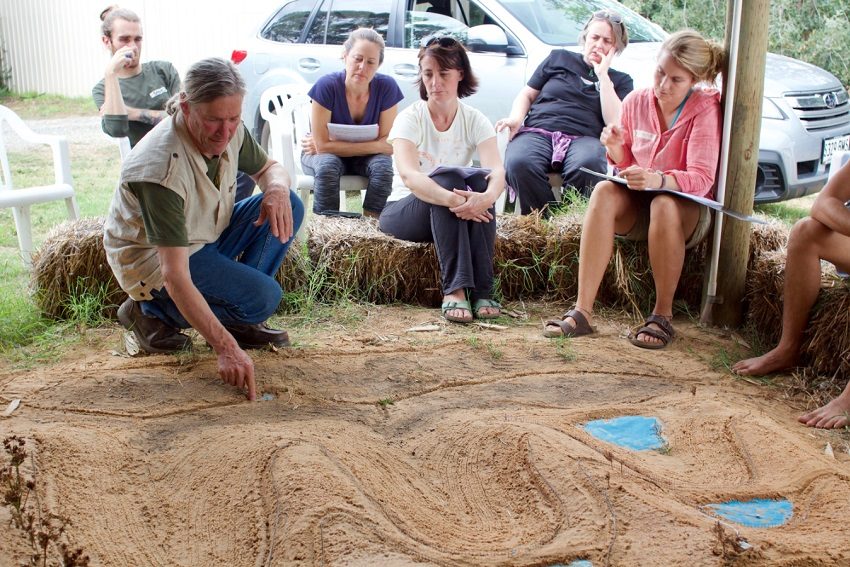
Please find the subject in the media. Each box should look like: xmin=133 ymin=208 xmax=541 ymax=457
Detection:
xmin=31 ymin=217 xmax=311 ymax=320
xmin=307 ymin=216 xmax=441 ymax=305
xmin=30 ymin=217 xmax=125 ymax=319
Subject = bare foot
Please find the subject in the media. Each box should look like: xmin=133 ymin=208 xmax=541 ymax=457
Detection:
xmin=798 ymin=388 xmax=850 ymax=429
xmin=731 ymin=347 xmax=799 ymax=376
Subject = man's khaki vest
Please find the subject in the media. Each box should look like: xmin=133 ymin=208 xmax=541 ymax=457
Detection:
xmin=103 ymin=111 xmax=244 ymax=300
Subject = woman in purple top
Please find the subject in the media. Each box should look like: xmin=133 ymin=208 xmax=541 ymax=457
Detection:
xmin=301 ymin=28 xmax=404 ymax=217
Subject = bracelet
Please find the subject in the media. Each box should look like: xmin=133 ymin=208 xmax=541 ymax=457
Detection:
xmin=657 ymin=172 xmax=666 ymax=189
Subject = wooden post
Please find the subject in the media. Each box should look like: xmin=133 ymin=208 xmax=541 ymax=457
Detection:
xmin=701 ymin=0 xmax=770 ymax=327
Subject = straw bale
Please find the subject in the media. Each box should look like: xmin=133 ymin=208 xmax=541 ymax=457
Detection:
xmin=275 ymin=241 xmax=311 ymax=293
xmin=749 ymin=221 xmax=788 ymax=260
xmin=494 ymin=213 xmax=556 ymax=299
xmin=746 ymin=245 xmax=850 ymax=379
xmin=744 ymin=250 xmax=786 ymax=347
xmin=307 ymin=216 xmax=441 ymax=305
xmin=31 ymin=217 xmax=311 ymax=320
xmin=30 ymin=217 xmax=125 ymax=319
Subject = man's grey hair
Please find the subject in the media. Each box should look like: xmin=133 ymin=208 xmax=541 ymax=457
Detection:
xmin=165 ymin=58 xmax=246 ymax=115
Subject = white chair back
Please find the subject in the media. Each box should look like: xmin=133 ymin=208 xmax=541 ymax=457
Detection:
xmin=0 ymin=105 xmax=78 ymax=266
xmin=259 ymin=84 xmax=367 ymax=217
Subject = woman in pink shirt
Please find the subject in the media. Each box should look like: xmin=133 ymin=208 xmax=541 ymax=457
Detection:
xmin=543 ymin=30 xmax=726 ymax=349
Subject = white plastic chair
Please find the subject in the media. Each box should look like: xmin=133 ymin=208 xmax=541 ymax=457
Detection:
xmin=118 ymin=136 xmax=131 ymax=161
xmin=259 ymin=84 xmax=367 ymax=218
xmin=0 ymin=105 xmax=79 ymax=266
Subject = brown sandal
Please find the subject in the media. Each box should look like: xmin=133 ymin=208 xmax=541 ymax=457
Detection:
xmin=629 ymin=314 xmax=675 ymax=350
xmin=543 ymin=308 xmax=595 ymax=338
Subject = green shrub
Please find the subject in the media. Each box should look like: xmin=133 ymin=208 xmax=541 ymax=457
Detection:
xmin=622 ymin=0 xmax=850 ymax=87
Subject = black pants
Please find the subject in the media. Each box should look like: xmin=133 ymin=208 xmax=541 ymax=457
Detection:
xmin=379 ymin=170 xmax=496 ymax=300
xmin=504 ymin=132 xmax=606 ymax=214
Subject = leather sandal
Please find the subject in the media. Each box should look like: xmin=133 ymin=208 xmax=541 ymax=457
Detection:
xmin=629 ymin=314 xmax=675 ymax=350
xmin=441 ymin=299 xmax=473 ymax=323
xmin=543 ymin=308 xmax=595 ymax=338
xmin=473 ymin=298 xmax=501 ymax=319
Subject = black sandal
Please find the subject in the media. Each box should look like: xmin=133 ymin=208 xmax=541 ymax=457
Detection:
xmin=629 ymin=314 xmax=675 ymax=350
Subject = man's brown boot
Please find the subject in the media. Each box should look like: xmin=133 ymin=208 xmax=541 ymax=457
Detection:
xmin=117 ymin=298 xmax=192 ymax=354
xmin=224 ymin=322 xmax=290 ymax=349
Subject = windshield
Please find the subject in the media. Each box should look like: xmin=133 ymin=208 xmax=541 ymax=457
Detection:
xmin=499 ymin=0 xmax=666 ymax=45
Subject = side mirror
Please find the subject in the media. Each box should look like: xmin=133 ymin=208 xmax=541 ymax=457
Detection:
xmin=466 ymin=24 xmax=508 ymax=53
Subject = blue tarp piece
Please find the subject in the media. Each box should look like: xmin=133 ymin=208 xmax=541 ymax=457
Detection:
xmin=261 ymin=393 xmax=275 ymax=401
xmin=707 ymin=498 xmax=793 ymax=528
xmin=583 ymin=415 xmax=665 ymax=451
xmin=550 ymin=561 xmax=592 ymax=567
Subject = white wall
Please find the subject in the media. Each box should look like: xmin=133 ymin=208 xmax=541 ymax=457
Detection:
xmin=0 ymin=0 xmax=281 ymax=98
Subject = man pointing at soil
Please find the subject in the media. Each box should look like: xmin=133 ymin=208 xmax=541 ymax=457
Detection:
xmin=103 ymin=57 xmax=304 ymax=399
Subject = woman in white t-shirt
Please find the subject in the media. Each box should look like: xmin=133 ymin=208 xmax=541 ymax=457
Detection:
xmin=379 ymin=36 xmax=506 ymax=323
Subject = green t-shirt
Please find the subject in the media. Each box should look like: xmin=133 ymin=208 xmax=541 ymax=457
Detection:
xmin=128 ymin=124 xmax=268 ymax=247
xmin=92 ymin=60 xmax=181 ymax=147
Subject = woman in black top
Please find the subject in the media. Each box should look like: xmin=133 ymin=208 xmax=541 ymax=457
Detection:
xmin=496 ymin=10 xmax=633 ymax=214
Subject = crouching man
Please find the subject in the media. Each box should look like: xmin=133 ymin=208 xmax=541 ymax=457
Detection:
xmin=104 ymin=57 xmax=304 ymax=400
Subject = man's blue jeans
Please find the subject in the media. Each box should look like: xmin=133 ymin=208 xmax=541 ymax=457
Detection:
xmin=141 ymin=192 xmax=305 ymax=329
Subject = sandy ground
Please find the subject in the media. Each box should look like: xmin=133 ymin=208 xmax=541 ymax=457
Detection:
xmin=2 ymin=303 xmax=849 ymax=566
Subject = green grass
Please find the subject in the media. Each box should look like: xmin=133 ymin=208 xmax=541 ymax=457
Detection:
xmin=0 ymin=92 xmax=96 ymax=119
xmin=553 ymin=336 xmax=577 ymax=361
xmin=0 ymin=94 xmax=121 ymax=357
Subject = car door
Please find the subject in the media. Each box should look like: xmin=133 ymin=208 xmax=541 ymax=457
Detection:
xmin=380 ymin=0 xmax=529 ymax=123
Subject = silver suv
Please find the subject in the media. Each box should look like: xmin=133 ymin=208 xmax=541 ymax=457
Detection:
xmin=232 ymin=0 xmax=850 ymax=203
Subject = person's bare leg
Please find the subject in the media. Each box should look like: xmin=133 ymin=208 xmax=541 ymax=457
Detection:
xmin=799 ymin=381 xmax=850 ymax=429
xmin=635 ymin=196 xmax=700 ymax=346
xmin=732 ymin=218 xmax=850 ymax=375
xmin=544 ymin=181 xmax=637 ymax=334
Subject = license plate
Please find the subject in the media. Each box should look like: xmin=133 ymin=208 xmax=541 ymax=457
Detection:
xmin=823 ymin=134 xmax=850 ymax=164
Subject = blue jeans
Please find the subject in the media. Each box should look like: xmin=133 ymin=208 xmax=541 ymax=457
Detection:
xmin=141 ymin=192 xmax=305 ymax=329
xmin=301 ymin=152 xmax=393 ymax=215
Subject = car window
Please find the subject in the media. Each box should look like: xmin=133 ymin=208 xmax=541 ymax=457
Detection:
xmin=328 ymin=0 xmax=392 ymax=44
xmin=302 ymin=0 xmax=393 ymax=45
xmin=404 ymin=0 xmax=472 ymax=48
xmin=304 ymin=0 xmax=329 ymax=44
xmin=261 ymin=0 xmax=315 ymax=43
xmin=499 ymin=0 xmax=665 ymax=45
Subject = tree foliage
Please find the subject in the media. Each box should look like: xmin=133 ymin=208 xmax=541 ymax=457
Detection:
xmin=621 ymin=0 xmax=850 ymax=87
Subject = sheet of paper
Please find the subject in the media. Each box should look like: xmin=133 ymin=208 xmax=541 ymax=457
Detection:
xmin=579 ymin=167 xmax=767 ymax=224
xmin=327 ymin=123 xmax=379 ymax=142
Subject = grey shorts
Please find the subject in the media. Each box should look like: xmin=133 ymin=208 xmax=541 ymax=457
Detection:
xmin=618 ymin=193 xmax=713 ymax=250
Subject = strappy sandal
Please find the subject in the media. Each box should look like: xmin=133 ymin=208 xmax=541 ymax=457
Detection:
xmin=441 ymin=300 xmax=473 ymax=323
xmin=543 ymin=308 xmax=595 ymax=338
xmin=473 ymin=298 xmax=502 ymax=319
xmin=629 ymin=314 xmax=675 ymax=350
